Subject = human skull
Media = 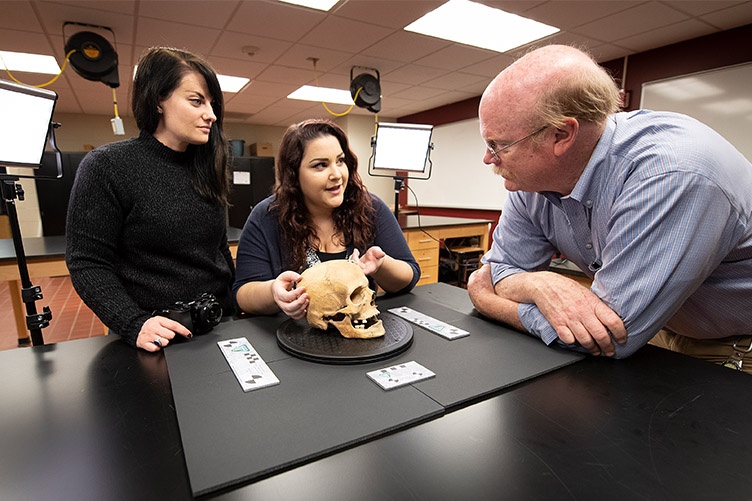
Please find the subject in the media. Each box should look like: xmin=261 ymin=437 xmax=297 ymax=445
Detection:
xmin=299 ymin=260 xmax=385 ymax=339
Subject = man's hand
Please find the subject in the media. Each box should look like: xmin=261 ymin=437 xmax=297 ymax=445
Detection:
xmin=469 ymin=265 xmax=626 ymax=356
xmin=498 ymin=271 xmax=626 ymax=356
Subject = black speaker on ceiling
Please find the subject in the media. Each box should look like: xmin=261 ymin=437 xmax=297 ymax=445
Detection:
xmin=350 ymin=66 xmax=381 ymax=113
xmin=64 ymin=26 xmax=120 ymax=88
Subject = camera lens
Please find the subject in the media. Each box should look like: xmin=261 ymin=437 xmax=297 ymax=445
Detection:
xmin=198 ymin=302 xmax=222 ymax=327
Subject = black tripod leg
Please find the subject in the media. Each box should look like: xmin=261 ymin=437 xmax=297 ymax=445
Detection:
xmin=1 ymin=179 xmax=49 ymax=346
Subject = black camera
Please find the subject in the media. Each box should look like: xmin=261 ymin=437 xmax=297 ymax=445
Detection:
xmin=160 ymin=293 xmax=222 ymax=334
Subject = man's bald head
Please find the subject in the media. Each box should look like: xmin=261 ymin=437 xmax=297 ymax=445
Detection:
xmin=481 ymin=45 xmax=621 ymax=131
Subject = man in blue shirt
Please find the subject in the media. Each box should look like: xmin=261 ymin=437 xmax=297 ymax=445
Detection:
xmin=468 ymin=45 xmax=752 ymax=373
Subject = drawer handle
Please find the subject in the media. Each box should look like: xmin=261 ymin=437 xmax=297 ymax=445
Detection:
xmin=418 ymin=257 xmax=433 ymax=261
xmin=418 ymin=239 xmax=432 ymax=243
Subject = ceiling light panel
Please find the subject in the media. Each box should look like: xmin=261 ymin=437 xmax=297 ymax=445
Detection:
xmin=277 ymin=0 xmax=339 ymax=11
xmin=133 ymin=66 xmax=250 ymax=93
xmin=0 ymin=51 xmax=61 ymax=75
xmin=405 ymin=0 xmax=559 ymax=53
xmin=287 ymin=85 xmax=354 ymax=105
xmin=217 ymin=75 xmax=250 ymax=93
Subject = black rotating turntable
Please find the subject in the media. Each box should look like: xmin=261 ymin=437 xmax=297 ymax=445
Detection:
xmin=276 ymin=313 xmax=412 ymax=364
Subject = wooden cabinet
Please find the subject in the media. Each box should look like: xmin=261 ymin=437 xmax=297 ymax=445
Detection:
xmin=404 ymin=229 xmax=440 ymax=286
xmin=401 ymin=217 xmax=492 ymax=286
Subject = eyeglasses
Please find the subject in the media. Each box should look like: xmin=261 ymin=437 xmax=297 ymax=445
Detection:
xmin=485 ymin=125 xmax=548 ymax=161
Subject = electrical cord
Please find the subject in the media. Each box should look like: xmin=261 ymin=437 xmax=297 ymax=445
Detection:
xmin=1 ymin=48 xmax=121 ymax=121
xmin=310 ymin=57 xmax=363 ymax=118
xmin=405 ymin=183 xmax=455 ymax=262
xmin=112 ymin=87 xmax=120 ymax=118
xmin=0 ymin=49 xmax=76 ymax=88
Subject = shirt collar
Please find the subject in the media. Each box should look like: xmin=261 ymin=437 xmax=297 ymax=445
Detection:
xmin=560 ymin=116 xmax=617 ymax=205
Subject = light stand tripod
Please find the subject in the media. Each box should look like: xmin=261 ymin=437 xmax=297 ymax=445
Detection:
xmin=392 ymin=176 xmax=406 ymax=218
xmin=0 ymin=78 xmax=61 ymax=347
xmin=1 ymin=176 xmax=52 ymax=346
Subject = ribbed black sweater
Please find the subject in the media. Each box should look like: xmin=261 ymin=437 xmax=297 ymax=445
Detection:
xmin=65 ymin=131 xmax=234 ymax=346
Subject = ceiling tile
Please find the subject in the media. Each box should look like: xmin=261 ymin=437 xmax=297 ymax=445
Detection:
xmin=274 ymin=43 xmax=352 ymax=71
xmin=134 ymin=17 xmax=220 ymax=55
xmin=362 ymin=30 xmax=451 ymax=63
xmin=664 ymin=1 xmax=746 ymax=16
xmin=298 ymin=15 xmax=393 ymax=53
xmin=617 ymin=18 xmax=718 ymax=52
xmin=333 ymin=0 xmax=445 ymax=29
xmin=226 ymin=1 xmax=326 ymax=42
xmin=524 ymin=1 xmax=643 ymax=29
xmin=573 ymin=2 xmax=690 ymax=41
xmin=211 ymin=30 xmax=293 ymax=64
xmin=414 ymin=44 xmax=497 ymax=71
xmin=423 ymin=71 xmax=490 ymax=92
xmin=699 ymin=2 xmax=752 ymax=29
xmin=382 ymin=64 xmax=448 ymax=85
xmin=138 ymin=0 xmax=238 ymax=29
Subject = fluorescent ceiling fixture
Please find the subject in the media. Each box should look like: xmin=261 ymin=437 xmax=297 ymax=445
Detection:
xmin=288 ymin=85 xmax=355 ymax=105
xmin=0 ymin=51 xmax=61 ymax=75
xmin=277 ymin=0 xmax=339 ymax=11
xmin=405 ymin=0 xmax=559 ymax=53
xmin=133 ymin=66 xmax=249 ymax=93
xmin=217 ymin=74 xmax=250 ymax=93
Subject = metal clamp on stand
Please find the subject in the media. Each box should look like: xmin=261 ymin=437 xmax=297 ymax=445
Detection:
xmin=23 ymin=285 xmax=53 ymax=331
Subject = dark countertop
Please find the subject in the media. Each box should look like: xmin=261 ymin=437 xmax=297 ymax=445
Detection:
xmin=396 ymin=214 xmax=494 ymax=230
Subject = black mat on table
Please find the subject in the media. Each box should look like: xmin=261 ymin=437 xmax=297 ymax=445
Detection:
xmin=374 ymin=294 xmax=584 ymax=409
xmin=165 ymin=290 xmax=583 ymax=497
xmin=165 ymin=318 xmax=443 ymax=497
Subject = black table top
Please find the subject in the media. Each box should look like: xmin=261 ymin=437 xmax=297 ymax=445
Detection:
xmin=1 ymin=283 xmax=750 ymax=500
xmin=0 ymin=234 xmax=66 ymax=260
xmin=0 ymin=227 xmax=242 ymax=262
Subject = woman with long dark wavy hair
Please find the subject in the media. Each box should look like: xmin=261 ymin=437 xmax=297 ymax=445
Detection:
xmin=233 ymin=118 xmax=420 ymax=318
xmin=66 ymin=46 xmax=235 ymax=352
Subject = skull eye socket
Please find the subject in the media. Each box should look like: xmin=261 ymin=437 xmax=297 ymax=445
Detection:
xmin=351 ymin=286 xmax=369 ymax=302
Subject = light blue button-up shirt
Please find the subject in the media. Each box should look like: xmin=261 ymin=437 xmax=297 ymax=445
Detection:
xmin=483 ymin=110 xmax=752 ymax=357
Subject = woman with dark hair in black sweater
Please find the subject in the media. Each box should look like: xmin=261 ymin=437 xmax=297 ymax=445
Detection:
xmin=66 ymin=47 xmax=234 ymax=352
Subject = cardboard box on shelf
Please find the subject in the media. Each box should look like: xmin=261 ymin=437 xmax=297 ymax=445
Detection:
xmin=249 ymin=142 xmax=273 ymax=157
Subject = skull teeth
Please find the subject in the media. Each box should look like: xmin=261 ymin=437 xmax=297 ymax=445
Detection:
xmin=353 ymin=317 xmax=380 ymax=329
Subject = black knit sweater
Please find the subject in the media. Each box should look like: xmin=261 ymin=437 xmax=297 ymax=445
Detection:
xmin=65 ymin=131 xmax=234 ymax=346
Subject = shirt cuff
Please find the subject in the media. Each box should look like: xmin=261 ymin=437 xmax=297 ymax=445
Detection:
xmin=489 ymin=262 xmax=524 ymax=285
xmin=518 ymin=303 xmax=560 ymax=346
